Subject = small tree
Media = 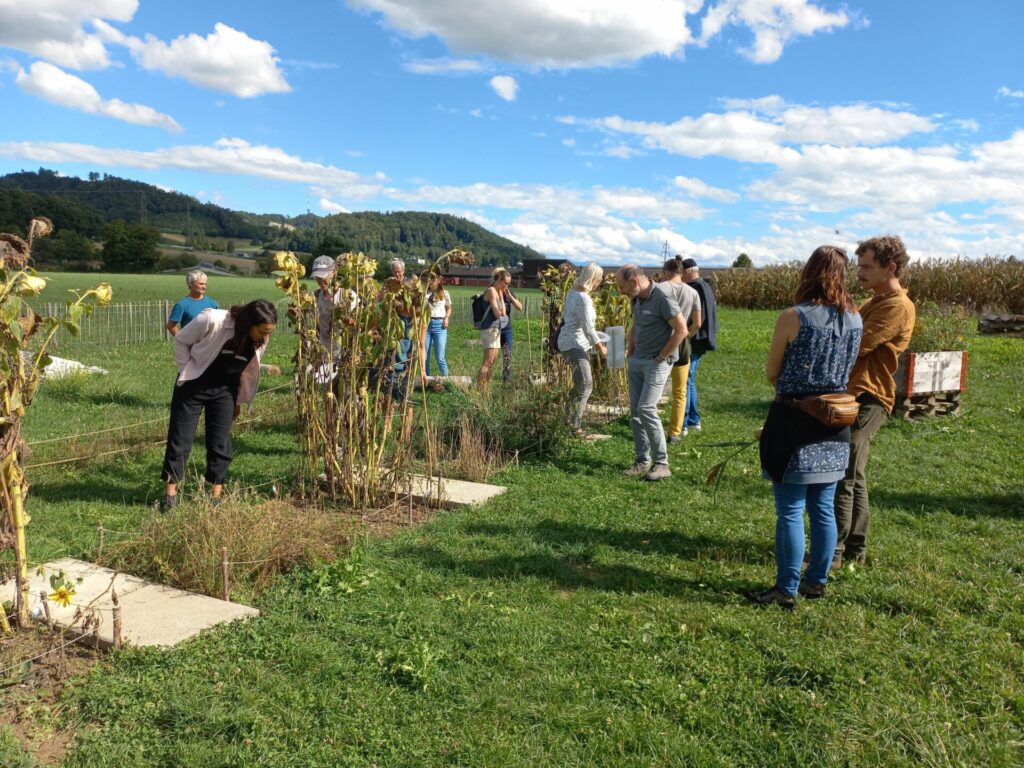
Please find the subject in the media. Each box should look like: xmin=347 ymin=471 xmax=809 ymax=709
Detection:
xmin=732 ymin=253 xmax=753 ymax=268
xmin=1 ymin=218 xmax=111 ymax=629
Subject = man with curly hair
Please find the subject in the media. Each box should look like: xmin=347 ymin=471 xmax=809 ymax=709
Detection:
xmin=832 ymin=235 xmax=916 ymax=569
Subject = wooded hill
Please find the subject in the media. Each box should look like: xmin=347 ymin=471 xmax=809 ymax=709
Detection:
xmin=0 ymin=169 xmax=543 ymax=268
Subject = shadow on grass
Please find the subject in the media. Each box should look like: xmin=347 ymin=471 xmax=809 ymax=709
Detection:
xmin=871 ymin=488 xmax=1023 ymax=520
xmin=394 ymin=518 xmax=768 ymax=601
xmin=395 ymin=543 xmax=735 ymax=601
xmin=464 ymin=519 xmax=768 ymax=563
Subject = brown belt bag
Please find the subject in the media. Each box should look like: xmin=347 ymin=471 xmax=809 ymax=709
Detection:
xmin=776 ymin=393 xmax=860 ymax=428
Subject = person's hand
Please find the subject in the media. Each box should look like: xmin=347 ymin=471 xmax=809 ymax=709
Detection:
xmin=233 ymin=404 xmax=241 ymax=420
xmin=597 ymin=342 xmax=607 ymax=356
xmin=442 ymin=318 xmax=449 ymax=329
xmin=626 ymin=344 xmax=635 ymax=357
xmin=754 ymin=428 xmax=763 ymax=441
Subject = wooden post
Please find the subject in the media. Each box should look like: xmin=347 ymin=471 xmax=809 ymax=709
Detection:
xmin=163 ymin=300 xmax=171 ymax=340
xmin=39 ymin=590 xmax=53 ymax=633
xmin=111 ymin=589 xmax=122 ymax=650
xmin=10 ymin=460 xmax=30 ymax=628
xmin=221 ymin=546 xmax=230 ymax=602
xmin=97 ymin=523 xmax=105 ymax=564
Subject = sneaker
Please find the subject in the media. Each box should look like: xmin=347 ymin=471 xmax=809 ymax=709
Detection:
xmin=667 ymin=434 xmax=681 ymax=445
xmin=797 ymin=580 xmax=827 ymax=599
xmin=159 ymin=494 xmax=178 ymax=514
xmin=745 ymin=586 xmax=796 ymax=611
xmin=645 ymin=463 xmax=672 ymax=481
xmin=623 ymin=462 xmax=652 ymax=477
xmin=691 ymin=423 xmax=702 ymax=432
xmin=211 ymin=496 xmax=224 ymax=508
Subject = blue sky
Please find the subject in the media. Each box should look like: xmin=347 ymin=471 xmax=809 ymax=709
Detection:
xmin=1 ymin=1 xmax=1022 ymax=265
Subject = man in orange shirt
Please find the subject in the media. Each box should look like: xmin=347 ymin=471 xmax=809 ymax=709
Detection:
xmin=833 ymin=236 xmax=916 ymax=569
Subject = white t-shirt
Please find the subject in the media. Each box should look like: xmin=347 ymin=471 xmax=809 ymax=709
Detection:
xmin=428 ymin=290 xmax=451 ymax=319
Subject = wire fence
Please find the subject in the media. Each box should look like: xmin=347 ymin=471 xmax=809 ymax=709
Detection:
xmin=32 ymin=299 xmax=291 ymax=347
xmin=29 ymin=297 xmax=542 ymax=347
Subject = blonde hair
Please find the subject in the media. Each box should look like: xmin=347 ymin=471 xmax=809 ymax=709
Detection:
xmin=491 ymin=267 xmax=511 ymax=283
xmin=573 ymin=262 xmax=603 ymax=291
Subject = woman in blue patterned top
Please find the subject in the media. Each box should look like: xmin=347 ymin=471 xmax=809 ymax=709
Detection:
xmin=748 ymin=246 xmax=863 ymax=610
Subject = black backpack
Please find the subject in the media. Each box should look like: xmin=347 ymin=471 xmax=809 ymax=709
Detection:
xmin=471 ymin=293 xmax=490 ymax=329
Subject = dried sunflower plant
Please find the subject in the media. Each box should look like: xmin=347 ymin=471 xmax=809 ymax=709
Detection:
xmin=1 ymin=218 xmax=112 ymax=629
xmin=275 ymin=247 xmax=474 ymax=508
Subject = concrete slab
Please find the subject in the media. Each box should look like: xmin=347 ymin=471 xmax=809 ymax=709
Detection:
xmin=424 ymin=375 xmax=473 ymax=389
xmin=407 ymin=474 xmax=507 ymax=509
xmin=1 ymin=559 xmax=259 ymax=650
xmin=584 ymin=403 xmax=629 ymax=419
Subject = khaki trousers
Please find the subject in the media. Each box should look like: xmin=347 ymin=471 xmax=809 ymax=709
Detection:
xmin=832 ymin=398 xmax=889 ymax=566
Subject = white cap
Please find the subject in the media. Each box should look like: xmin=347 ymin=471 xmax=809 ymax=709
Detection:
xmin=311 ymin=255 xmax=336 ymax=280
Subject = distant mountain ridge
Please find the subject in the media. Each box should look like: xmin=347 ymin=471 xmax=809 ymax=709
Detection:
xmin=0 ymin=169 xmax=543 ymax=267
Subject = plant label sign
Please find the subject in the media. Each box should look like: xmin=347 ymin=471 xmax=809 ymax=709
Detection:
xmin=895 ymin=350 xmax=968 ymax=396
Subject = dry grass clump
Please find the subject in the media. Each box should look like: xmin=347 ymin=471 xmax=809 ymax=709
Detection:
xmin=111 ymin=497 xmax=358 ymax=598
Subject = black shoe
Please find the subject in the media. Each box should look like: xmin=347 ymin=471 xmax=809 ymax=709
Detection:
xmin=798 ymin=579 xmax=827 ymax=599
xmin=211 ymin=496 xmax=224 ymax=508
xmin=160 ymin=494 xmax=179 ymax=514
xmin=745 ymin=586 xmax=796 ymax=611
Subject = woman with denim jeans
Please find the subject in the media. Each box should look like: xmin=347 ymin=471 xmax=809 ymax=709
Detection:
xmin=747 ymin=246 xmax=863 ymax=610
xmin=424 ymin=275 xmax=451 ymax=376
xmin=557 ymin=263 xmax=607 ymax=436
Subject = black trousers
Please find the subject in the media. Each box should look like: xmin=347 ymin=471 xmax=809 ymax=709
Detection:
xmin=161 ymin=380 xmax=235 ymax=485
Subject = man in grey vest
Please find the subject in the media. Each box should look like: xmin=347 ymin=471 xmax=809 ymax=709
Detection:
xmin=615 ymin=265 xmax=687 ymax=481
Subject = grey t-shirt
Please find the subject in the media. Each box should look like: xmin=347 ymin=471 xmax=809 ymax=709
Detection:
xmin=631 ymin=284 xmax=681 ymax=362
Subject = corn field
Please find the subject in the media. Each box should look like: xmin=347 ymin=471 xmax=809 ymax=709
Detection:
xmin=710 ymin=257 xmax=1024 ymax=313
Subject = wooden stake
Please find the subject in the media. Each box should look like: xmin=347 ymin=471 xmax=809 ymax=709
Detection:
xmin=111 ymin=589 xmax=122 ymax=650
xmin=97 ymin=523 xmax=105 ymax=564
xmin=10 ymin=460 xmax=30 ymax=628
xmin=39 ymin=590 xmax=53 ymax=633
xmin=221 ymin=546 xmax=230 ymax=602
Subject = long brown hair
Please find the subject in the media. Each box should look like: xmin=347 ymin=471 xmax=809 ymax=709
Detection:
xmin=794 ymin=246 xmax=854 ymax=311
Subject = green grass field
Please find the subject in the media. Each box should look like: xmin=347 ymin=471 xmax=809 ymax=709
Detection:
xmin=4 ymin=285 xmax=1023 ymax=765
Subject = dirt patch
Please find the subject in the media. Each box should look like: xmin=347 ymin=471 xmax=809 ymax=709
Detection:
xmin=1 ymin=628 xmax=101 ymax=765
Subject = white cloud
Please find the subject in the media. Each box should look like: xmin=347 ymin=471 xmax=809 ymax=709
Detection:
xmin=14 ymin=61 xmax=182 ymax=132
xmin=349 ymin=0 xmax=701 ymax=68
xmin=563 ymin=101 xmax=937 ymax=164
xmin=604 ymin=145 xmax=644 ymax=159
xmin=673 ymin=175 xmax=740 ymax=202
xmin=320 ymin=197 xmax=350 ymax=214
xmin=489 ymin=75 xmax=517 ymax=101
xmin=997 ymin=86 xmax=1024 ymax=99
xmin=562 ymin=138 xmax=576 ymax=147
xmin=0 ymin=0 xmax=137 ymax=69
xmin=404 ymin=57 xmax=484 ymax=74
xmin=469 ymin=108 xmax=484 ymax=118
xmin=96 ymin=21 xmax=291 ymax=97
xmin=0 ymin=137 xmax=383 ymax=197
xmin=700 ymin=0 xmax=850 ymax=63
xmin=952 ymin=118 xmax=980 ymax=132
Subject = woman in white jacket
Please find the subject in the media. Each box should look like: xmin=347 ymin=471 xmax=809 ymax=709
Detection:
xmin=557 ymin=263 xmax=607 ymax=436
xmin=160 ymin=300 xmax=276 ymax=511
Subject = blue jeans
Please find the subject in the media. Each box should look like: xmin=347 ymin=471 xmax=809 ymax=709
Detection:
xmin=627 ymin=356 xmax=671 ymax=466
xmin=425 ymin=318 xmax=449 ymax=376
xmin=499 ymin=324 xmax=513 ymax=383
xmin=684 ymin=351 xmax=704 ymax=427
xmin=772 ymin=481 xmax=839 ymax=596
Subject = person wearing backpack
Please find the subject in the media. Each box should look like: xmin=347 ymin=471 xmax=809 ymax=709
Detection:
xmin=682 ymin=258 xmax=718 ymax=432
xmin=476 ymin=268 xmax=514 ymax=389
